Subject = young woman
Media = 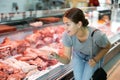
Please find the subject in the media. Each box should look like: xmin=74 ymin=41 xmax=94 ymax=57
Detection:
xmin=50 ymin=8 xmax=111 ymax=80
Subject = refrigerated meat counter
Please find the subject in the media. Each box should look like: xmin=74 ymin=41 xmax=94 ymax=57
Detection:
xmin=0 ymin=22 xmax=119 ymax=80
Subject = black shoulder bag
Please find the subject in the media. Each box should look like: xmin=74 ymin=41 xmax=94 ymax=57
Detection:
xmin=90 ymin=29 xmax=107 ymax=80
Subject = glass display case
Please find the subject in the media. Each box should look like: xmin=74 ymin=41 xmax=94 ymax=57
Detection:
xmin=0 ymin=6 xmax=120 ymax=80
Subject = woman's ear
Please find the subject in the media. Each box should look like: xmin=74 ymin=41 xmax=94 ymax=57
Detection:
xmin=77 ymin=21 xmax=82 ymax=28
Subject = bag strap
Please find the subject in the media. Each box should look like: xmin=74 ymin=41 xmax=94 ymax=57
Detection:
xmin=90 ymin=29 xmax=101 ymax=68
xmin=91 ymin=29 xmax=99 ymax=37
xmin=90 ymin=29 xmax=99 ymax=58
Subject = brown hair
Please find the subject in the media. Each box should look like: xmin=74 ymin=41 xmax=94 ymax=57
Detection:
xmin=63 ymin=8 xmax=89 ymax=27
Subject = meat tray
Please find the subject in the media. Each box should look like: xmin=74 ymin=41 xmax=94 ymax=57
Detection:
xmin=0 ymin=22 xmax=67 ymax=80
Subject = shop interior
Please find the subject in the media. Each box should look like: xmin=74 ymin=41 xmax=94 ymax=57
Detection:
xmin=0 ymin=0 xmax=120 ymax=80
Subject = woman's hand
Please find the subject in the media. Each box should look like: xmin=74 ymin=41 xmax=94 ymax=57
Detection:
xmin=49 ymin=52 xmax=59 ymax=60
xmin=88 ymin=58 xmax=97 ymax=67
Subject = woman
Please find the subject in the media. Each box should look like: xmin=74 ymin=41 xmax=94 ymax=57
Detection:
xmin=50 ymin=8 xmax=111 ymax=80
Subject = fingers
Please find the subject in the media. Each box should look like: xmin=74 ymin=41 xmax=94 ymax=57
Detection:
xmin=88 ymin=59 xmax=96 ymax=67
xmin=48 ymin=52 xmax=58 ymax=59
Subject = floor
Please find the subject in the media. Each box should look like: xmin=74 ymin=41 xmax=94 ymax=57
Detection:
xmin=107 ymin=60 xmax=120 ymax=80
xmin=104 ymin=52 xmax=120 ymax=71
xmin=103 ymin=52 xmax=120 ymax=80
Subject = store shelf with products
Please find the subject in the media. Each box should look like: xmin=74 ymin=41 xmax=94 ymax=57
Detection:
xmin=0 ymin=8 xmax=68 ymax=25
xmin=1 ymin=7 xmax=114 ymax=33
xmin=0 ymin=7 xmax=108 ymax=29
